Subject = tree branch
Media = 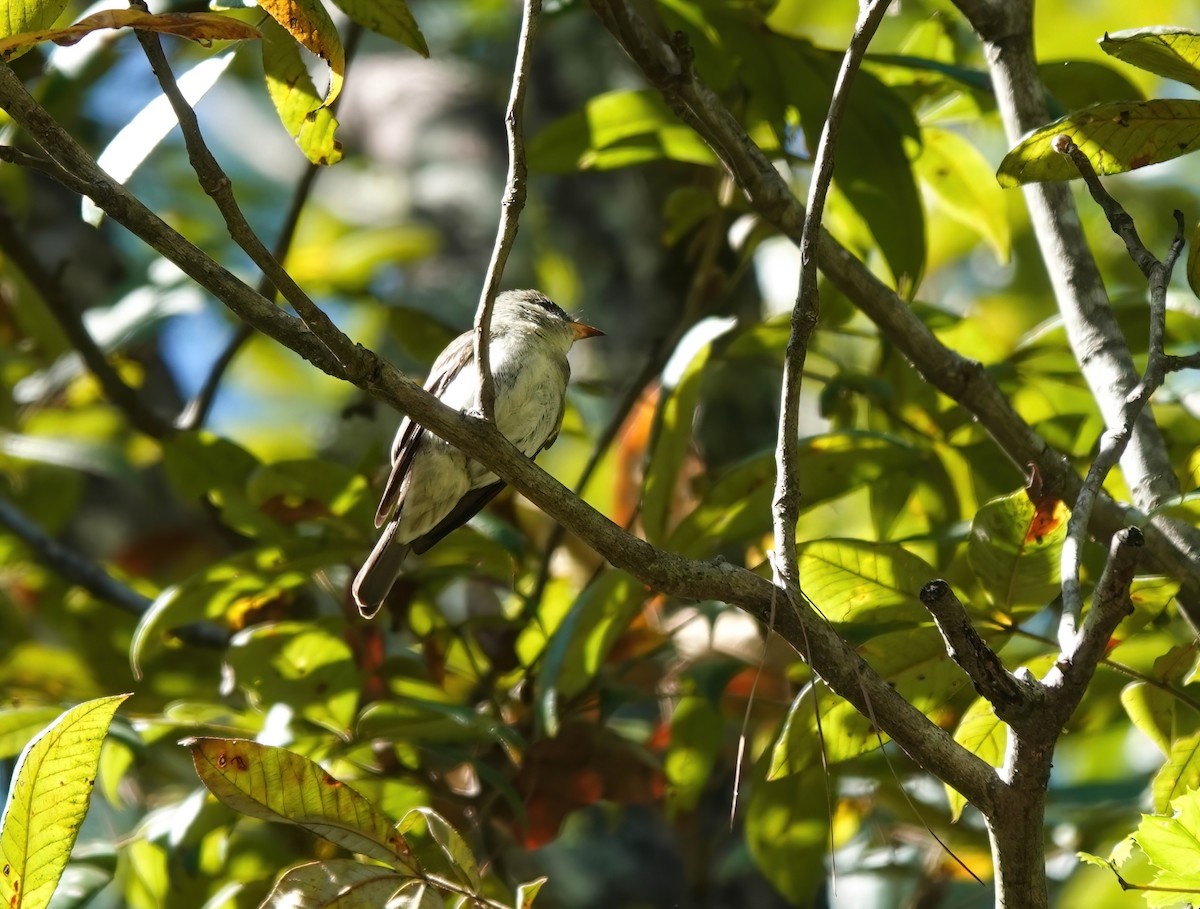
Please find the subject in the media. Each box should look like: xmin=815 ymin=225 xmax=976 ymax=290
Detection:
xmin=0 ymin=203 xmax=174 ymax=438
xmin=0 ymin=495 xmax=228 ymax=649
xmin=131 ymin=17 xmax=359 ymax=373
xmin=473 ymin=0 xmax=541 ymax=421
xmin=1053 ymin=136 xmax=1187 ymax=638
xmin=582 ymin=0 xmax=1200 ymax=614
xmin=0 ymin=60 xmax=1001 ymax=816
xmin=771 ymin=0 xmax=890 ymax=594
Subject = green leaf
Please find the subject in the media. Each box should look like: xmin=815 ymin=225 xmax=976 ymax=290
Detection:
xmin=262 ymin=859 xmax=408 ymax=908
xmin=1039 ymin=60 xmax=1145 ymax=114
xmin=1152 ymin=731 xmax=1200 ymax=813
xmin=397 ymin=808 xmax=480 ymax=891
xmin=1188 ymin=220 xmax=1200 ymax=300
xmin=0 ymin=705 xmax=65 ymax=760
xmin=968 ymin=490 xmax=1068 ymax=617
xmin=1135 ymin=788 xmax=1200 ymax=896
xmin=226 ymin=622 xmax=359 ymax=736
xmin=326 ymin=0 xmax=426 ymax=56
xmin=1101 ymin=27 xmax=1200 ymax=91
xmin=916 ymin=126 xmax=1010 ymax=262
xmin=997 ymin=100 xmax=1200 ymax=186
xmin=390 ymin=882 xmax=447 ymax=908
xmin=0 ymin=694 xmax=130 ymax=909
xmin=189 ymin=738 xmax=416 ymax=871
xmin=799 ymin=538 xmax=936 ymax=628
xmin=536 ymin=571 xmax=646 ymax=737
xmin=945 ymin=697 xmax=1005 ymax=821
xmin=0 ymin=0 xmax=69 ymax=56
xmin=356 ymin=700 xmax=525 ymax=750
xmin=664 ymin=696 xmax=723 ymax=815
xmin=527 ymin=90 xmax=716 ymax=173
xmin=1122 ymin=681 xmax=1174 ymax=756
xmin=744 ymin=766 xmax=828 ymax=906
xmin=262 ymin=17 xmax=343 ymax=165
xmin=661 ymin=186 xmax=718 ymax=246
xmin=162 ymin=430 xmax=282 ymax=539
xmin=516 ymin=877 xmax=547 ymax=909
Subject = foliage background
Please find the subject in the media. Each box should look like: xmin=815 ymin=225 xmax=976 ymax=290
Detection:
xmin=2 ymin=0 xmax=1200 ymax=907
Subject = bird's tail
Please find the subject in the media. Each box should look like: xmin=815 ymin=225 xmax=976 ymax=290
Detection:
xmin=352 ymin=521 xmax=410 ymax=618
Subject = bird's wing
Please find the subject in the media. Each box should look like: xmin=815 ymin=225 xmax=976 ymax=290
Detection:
xmin=374 ymin=329 xmax=476 ymax=529
xmin=408 ymin=481 xmax=506 ymax=554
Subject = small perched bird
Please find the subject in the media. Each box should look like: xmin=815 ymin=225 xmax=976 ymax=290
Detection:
xmin=353 ymin=289 xmax=603 ymax=618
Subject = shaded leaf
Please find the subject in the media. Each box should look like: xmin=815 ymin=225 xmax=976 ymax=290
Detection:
xmin=326 ymin=0 xmax=426 ymax=56
xmin=0 ymin=694 xmax=130 ymax=909
xmin=1039 ymin=59 xmax=1145 ymax=113
xmin=664 ymin=696 xmax=722 ymax=815
xmin=1188 ymin=220 xmax=1200 ymax=300
xmin=261 ymin=859 xmax=407 ymax=909
xmin=262 ymin=17 xmax=342 ymax=165
xmin=0 ymin=705 xmax=65 ymax=760
xmin=0 ymin=9 xmax=259 ymax=60
xmin=397 ymin=808 xmax=480 ymax=891
xmin=1122 ymin=681 xmax=1174 ymax=756
xmin=1101 ymin=27 xmax=1200 ymax=91
xmin=189 ymin=738 xmax=415 ymax=870
xmin=998 ymin=100 xmax=1200 ymax=185
xmin=516 ymin=877 xmax=547 ymax=909
xmin=744 ymin=766 xmax=829 ymax=906
xmin=257 ymin=0 xmax=344 ymax=109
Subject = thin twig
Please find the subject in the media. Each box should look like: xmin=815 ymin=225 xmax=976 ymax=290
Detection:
xmin=130 ymin=14 xmax=358 ymax=372
xmin=1165 ymin=352 xmax=1200 ymax=372
xmin=473 ymin=0 xmax=542 ymax=421
xmin=771 ymin=0 xmax=892 ymax=593
xmin=0 ymin=204 xmax=174 ymax=438
xmin=0 ymin=496 xmax=228 ymax=648
xmin=1054 ymin=136 xmax=1187 ymax=641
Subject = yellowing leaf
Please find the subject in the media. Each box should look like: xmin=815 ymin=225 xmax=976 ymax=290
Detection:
xmin=257 ymin=0 xmax=344 ymax=110
xmin=0 ymin=0 xmax=71 ymax=60
xmin=0 ymin=10 xmax=260 ymax=60
xmin=1101 ymin=27 xmax=1200 ymax=91
xmin=327 ymin=0 xmax=426 ymax=56
xmin=261 ymin=17 xmax=342 ymax=165
xmin=0 ymin=694 xmax=130 ymax=909
xmin=997 ymin=100 xmax=1200 ymax=186
xmin=189 ymin=737 xmax=415 ymax=871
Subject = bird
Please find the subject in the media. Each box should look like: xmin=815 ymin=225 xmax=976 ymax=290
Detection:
xmin=352 ymin=289 xmax=603 ymax=618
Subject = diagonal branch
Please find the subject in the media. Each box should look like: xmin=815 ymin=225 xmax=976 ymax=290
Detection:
xmin=0 ymin=60 xmax=1001 ymax=816
xmin=1053 ymin=136 xmax=1187 ymax=638
xmin=0 ymin=204 xmax=174 ymax=438
xmin=772 ymin=0 xmax=890 ymax=594
xmin=473 ymin=0 xmax=542 ymax=421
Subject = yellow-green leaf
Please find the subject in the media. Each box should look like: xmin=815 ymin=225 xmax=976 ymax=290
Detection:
xmin=0 ymin=705 xmax=64 ymax=760
xmin=257 ymin=0 xmax=344 ymax=109
xmin=1101 ymin=27 xmax=1200 ymax=91
xmin=516 ymin=878 xmax=547 ymax=909
xmin=262 ymin=17 xmax=342 ymax=165
xmin=1152 ymin=731 xmax=1200 ymax=813
xmin=1121 ymin=681 xmax=1174 ymax=756
xmin=0 ymin=694 xmax=130 ymax=909
xmin=189 ymin=738 xmax=415 ymax=870
xmin=945 ymin=696 xmax=1006 ymax=821
xmin=0 ymin=9 xmax=259 ymax=60
xmin=968 ymin=490 xmax=1068 ymax=617
xmin=326 ymin=0 xmax=426 ymax=56
xmin=1 ymin=0 xmax=72 ymax=58
xmin=261 ymin=859 xmax=408 ymax=908
xmin=997 ymin=100 xmax=1200 ymax=186
xmin=916 ymin=126 xmax=1010 ymax=262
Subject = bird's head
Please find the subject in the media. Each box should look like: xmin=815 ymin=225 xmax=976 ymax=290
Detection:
xmin=493 ymin=289 xmax=603 ymax=351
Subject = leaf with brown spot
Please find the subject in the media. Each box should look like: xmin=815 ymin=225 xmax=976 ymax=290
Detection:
xmin=257 ymin=0 xmax=344 ymax=110
xmin=261 ymin=17 xmax=342 ymax=165
xmin=0 ymin=10 xmax=260 ymax=60
xmin=189 ymin=737 xmax=415 ymax=871
xmin=998 ymin=99 xmax=1200 ymax=185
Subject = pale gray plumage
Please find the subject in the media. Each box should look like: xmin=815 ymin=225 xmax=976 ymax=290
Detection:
xmin=353 ymin=290 xmax=602 ymax=617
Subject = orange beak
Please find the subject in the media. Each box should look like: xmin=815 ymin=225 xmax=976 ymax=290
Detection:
xmin=571 ymin=320 xmax=604 ymax=340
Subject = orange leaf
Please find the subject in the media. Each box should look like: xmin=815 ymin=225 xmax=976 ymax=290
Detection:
xmin=0 ymin=10 xmax=260 ymax=60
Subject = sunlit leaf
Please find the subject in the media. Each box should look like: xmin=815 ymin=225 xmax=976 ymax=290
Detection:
xmin=528 ymin=90 xmax=716 ymax=173
xmin=968 ymin=490 xmax=1068 ymax=617
xmin=261 ymin=17 xmax=342 ymax=165
xmin=257 ymin=0 xmax=344 ymax=109
xmin=1101 ymin=27 xmax=1200 ymax=91
xmin=0 ymin=9 xmax=259 ymax=60
xmin=515 ymin=877 xmax=547 ymax=909
xmin=326 ymin=0 xmax=426 ymax=56
xmin=1151 ymin=731 xmax=1200 ymax=813
xmin=799 ymin=538 xmax=935 ymax=629
xmin=998 ymin=100 xmax=1200 ymax=185
xmin=1122 ymin=681 xmax=1174 ymax=756
xmin=261 ymin=859 xmax=408 ymax=909
xmin=1134 ymin=788 xmax=1200 ymax=902
xmin=946 ymin=697 xmax=1005 ymax=821
xmin=0 ymin=0 xmax=70 ymax=48
xmin=0 ymin=694 xmax=130 ymax=909
xmin=916 ymin=126 xmax=1010 ymax=262
xmin=189 ymin=738 xmax=415 ymax=870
